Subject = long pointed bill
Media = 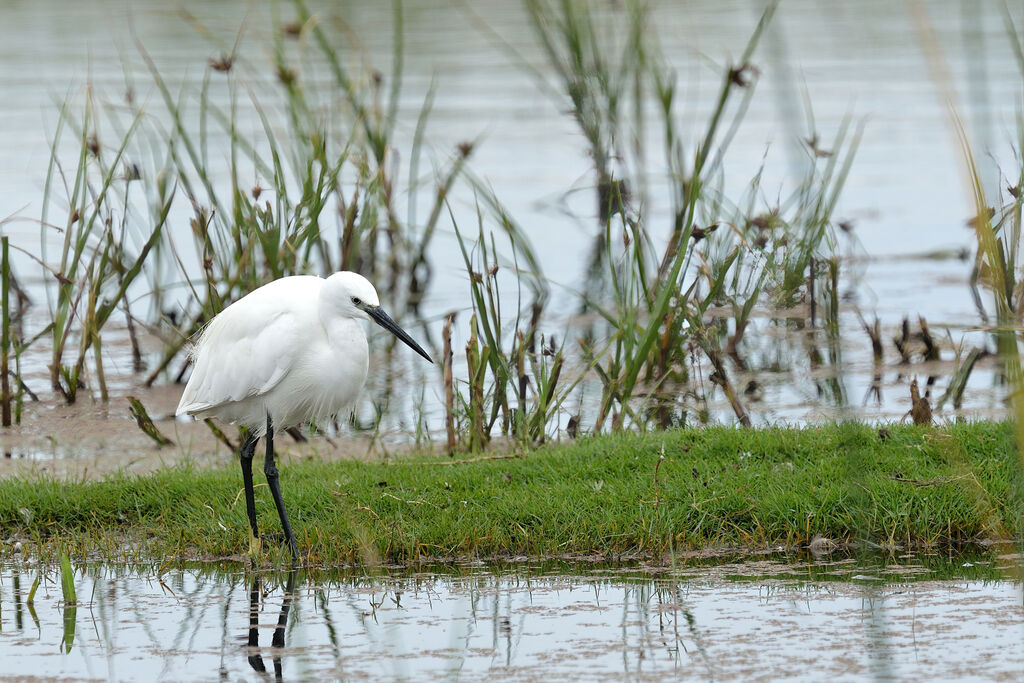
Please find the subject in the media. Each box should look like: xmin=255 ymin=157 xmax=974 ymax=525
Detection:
xmin=367 ymin=307 xmax=433 ymax=363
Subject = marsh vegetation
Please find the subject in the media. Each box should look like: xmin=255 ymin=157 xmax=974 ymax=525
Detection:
xmin=0 ymin=1 xmax=1021 ymax=557
xmin=1 ymin=6 xmax=1024 ymax=678
xmin=1 ymin=0 xmax=1020 ymax=454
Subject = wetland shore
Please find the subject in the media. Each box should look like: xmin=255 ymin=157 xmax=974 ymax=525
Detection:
xmin=0 ymin=421 xmax=1018 ymax=565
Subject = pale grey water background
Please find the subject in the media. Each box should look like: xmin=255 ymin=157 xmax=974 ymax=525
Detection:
xmin=2 ymin=8 xmax=1022 ymax=678
xmin=2 ymin=2 xmax=1019 ymax=259
xmin=0 ymin=1 xmax=1022 ymax=438
xmin=2 ymin=556 xmax=1022 ymax=680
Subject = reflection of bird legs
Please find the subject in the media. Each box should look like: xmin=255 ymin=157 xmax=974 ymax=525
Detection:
xmin=240 ymin=415 xmax=298 ymax=560
xmin=273 ymin=570 xmax=297 ymax=652
xmin=247 ymin=569 xmax=298 ymax=681
xmin=247 ymin=574 xmax=266 ymax=674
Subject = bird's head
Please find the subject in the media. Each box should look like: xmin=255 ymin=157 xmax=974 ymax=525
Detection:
xmin=326 ymin=271 xmax=381 ymax=320
xmin=324 ymin=271 xmax=433 ymax=363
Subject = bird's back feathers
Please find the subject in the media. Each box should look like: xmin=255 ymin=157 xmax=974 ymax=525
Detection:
xmin=175 ymin=273 xmax=388 ymax=435
xmin=176 ymin=277 xmax=322 ymax=423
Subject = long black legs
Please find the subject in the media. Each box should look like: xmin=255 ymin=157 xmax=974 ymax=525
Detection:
xmin=238 ymin=416 xmax=299 ymax=561
xmin=264 ymin=415 xmax=299 ymax=560
xmin=240 ymin=432 xmax=260 ymax=545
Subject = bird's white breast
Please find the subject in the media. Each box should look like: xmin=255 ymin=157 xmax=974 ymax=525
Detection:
xmin=261 ymin=316 xmax=369 ymax=429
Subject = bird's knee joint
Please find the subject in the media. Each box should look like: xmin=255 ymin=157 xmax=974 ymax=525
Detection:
xmin=264 ymin=463 xmax=279 ymax=479
xmin=240 ymin=437 xmax=258 ymax=461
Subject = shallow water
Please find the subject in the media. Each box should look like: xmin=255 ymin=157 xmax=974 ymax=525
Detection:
xmin=2 ymin=553 xmax=1022 ymax=680
xmin=2 ymin=1 xmax=1021 ymax=261
xmin=0 ymin=1 xmax=1023 ymax=450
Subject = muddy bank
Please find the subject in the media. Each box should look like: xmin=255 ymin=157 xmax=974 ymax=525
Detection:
xmin=0 ymin=384 xmax=419 ymax=477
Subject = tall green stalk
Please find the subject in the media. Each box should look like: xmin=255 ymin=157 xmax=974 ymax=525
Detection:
xmin=1 ymin=236 xmax=10 ymax=427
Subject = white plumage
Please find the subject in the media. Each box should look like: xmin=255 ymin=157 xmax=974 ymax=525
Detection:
xmin=176 ymin=272 xmax=377 ymax=434
xmin=174 ymin=271 xmax=432 ymax=560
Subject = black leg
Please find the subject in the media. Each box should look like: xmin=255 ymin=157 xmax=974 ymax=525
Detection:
xmin=239 ymin=432 xmax=260 ymax=546
xmin=263 ymin=415 xmax=299 ymax=560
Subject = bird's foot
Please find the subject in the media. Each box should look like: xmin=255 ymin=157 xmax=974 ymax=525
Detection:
xmin=248 ymin=530 xmax=262 ymax=556
xmin=247 ymin=531 xmax=293 ymax=558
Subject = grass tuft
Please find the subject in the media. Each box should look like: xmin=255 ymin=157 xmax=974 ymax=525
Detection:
xmin=0 ymin=422 xmax=1017 ymax=565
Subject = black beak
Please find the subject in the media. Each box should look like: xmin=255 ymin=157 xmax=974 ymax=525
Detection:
xmin=366 ymin=306 xmax=433 ymax=363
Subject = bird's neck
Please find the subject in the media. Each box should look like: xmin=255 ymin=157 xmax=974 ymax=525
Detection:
xmin=322 ymin=316 xmax=369 ymax=358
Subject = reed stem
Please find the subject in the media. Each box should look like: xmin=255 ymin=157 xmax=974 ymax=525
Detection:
xmin=1 ymin=236 xmax=10 ymax=427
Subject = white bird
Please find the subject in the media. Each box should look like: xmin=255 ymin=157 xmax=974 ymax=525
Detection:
xmin=176 ymin=271 xmax=432 ymax=559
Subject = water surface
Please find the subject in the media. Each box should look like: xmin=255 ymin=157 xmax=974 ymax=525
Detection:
xmin=1 ymin=1 xmax=1023 ymax=450
xmin=2 ymin=553 xmax=1021 ymax=680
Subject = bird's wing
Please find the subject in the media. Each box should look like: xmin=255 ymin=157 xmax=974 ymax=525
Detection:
xmin=176 ymin=304 xmax=305 ymax=416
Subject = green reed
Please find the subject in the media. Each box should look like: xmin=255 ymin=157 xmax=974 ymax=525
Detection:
xmin=0 ymin=243 xmax=34 ymax=425
xmin=438 ymin=0 xmax=797 ymax=437
xmin=36 ymin=91 xmax=171 ymax=403
xmin=449 ymin=191 xmax=574 ymax=449
xmin=16 ymin=0 xmax=876 ymax=444
xmin=1 ymin=236 xmax=10 ymax=426
xmin=21 ymin=0 xmax=452 ymax=409
xmin=945 ymin=7 xmax=1024 ymax=474
xmin=518 ymin=0 xmax=862 ymax=430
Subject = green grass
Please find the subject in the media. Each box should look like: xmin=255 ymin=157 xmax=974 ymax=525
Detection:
xmin=0 ymin=422 xmax=1019 ymax=566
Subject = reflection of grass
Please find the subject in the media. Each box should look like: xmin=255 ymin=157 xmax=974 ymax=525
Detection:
xmin=0 ymin=421 xmax=1018 ymax=564
xmin=442 ymin=0 xmax=860 ymax=440
xmin=10 ymin=0 xmax=872 ymax=443
xmin=26 ymin=0 xmax=448 ymax=415
xmin=910 ymin=2 xmax=1024 ymax=556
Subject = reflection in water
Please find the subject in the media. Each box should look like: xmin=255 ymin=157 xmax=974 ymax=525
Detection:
xmin=0 ymin=1 xmax=1019 ymax=442
xmin=60 ymin=606 xmax=76 ymax=654
xmin=0 ymin=556 xmax=1021 ymax=680
xmin=11 ymin=572 xmax=22 ymax=631
xmin=247 ymin=570 xmax=296 ymax=681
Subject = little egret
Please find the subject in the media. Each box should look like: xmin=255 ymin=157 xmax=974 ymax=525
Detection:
xmin=175 ymin=271 xmax=432 ymax=559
